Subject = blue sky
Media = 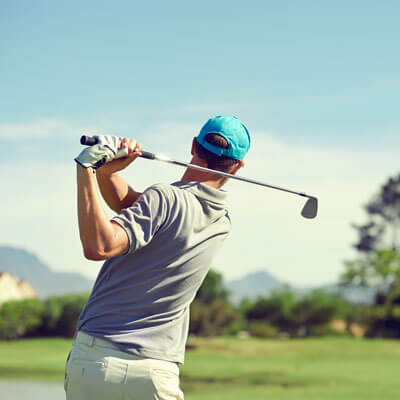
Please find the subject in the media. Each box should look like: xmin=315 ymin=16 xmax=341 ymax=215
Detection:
xmin=1 ymin=1 xmax=399 ymax=285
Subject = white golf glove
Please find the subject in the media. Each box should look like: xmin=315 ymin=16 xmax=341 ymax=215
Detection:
xmin=93 ymin=135 xmax=121 ymax=151
xmin=75 ymin=135 xmax=125 ymax=169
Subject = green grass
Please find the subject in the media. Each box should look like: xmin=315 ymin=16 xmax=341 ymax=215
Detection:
xmin=1 ymin=337 xmax=399 ymax=399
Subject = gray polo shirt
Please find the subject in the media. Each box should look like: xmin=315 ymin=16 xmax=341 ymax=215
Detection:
xmin=77 ymin=181 xmax=230 ymax=363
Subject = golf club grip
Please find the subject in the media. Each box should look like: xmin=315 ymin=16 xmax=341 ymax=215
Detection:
xmin=80 ymin=135 xmax=98 ymax=146
xmin=80 ymin=136 xmax=156 ymax=160
xmin=140 ymin=151 xmax=155 ymax=160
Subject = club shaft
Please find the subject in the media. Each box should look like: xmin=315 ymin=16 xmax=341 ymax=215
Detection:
xmin=80 ymin=135 xmax=314 ymax=200
xmin=152 ymin=155 xmax=310 ymax=198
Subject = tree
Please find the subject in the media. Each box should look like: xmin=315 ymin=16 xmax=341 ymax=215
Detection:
xmin=245 ymin=288 xmax=296 ymax=332
xmin=290 ymin=290 xmax=344 ymax=336
xmin=353 ymin=174 xmax=400 ymax=253
xmin=352 ymin=221 xmax=384 ymax=253
xmin=195 ymin=270 xmax=229 ymax=304
xmin=342 ymin=250 xmax=400 ymax=306
xmin=0 ymin=299 xmax=45 ymax=340
xmin=189 ymin=299 xmax=239 ymax=336
xmin=344 ymin=173 xmax=400 ymax=337
xmin=245 ymin=288 xmax=344 ymax=337
xmin=55 ymin=294 xmax=88 ymax=337
xmin=189 ymin=270 xmax=238 ymax=336
xmin=342 ymin=250 xmax=400 ymax=337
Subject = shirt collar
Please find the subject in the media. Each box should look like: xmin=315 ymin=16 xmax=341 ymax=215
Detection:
xmin=171 ymin=181 xmax=227 ymax=205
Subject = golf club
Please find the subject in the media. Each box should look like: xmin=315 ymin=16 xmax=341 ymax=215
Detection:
xmin=80 ymin=135 xmax=318 ymax=219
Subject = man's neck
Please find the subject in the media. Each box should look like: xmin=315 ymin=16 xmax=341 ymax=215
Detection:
xmin=180 ymin=158 xmax=226 ymax=189
xmin=181 ymin=171 xmax=225 ymax=189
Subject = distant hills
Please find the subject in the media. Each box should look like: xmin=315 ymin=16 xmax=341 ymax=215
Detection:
xmin=225 ymin=271 xmax=283 ymax=304
xmin=0 ymin=245 xmax=375 ymax=303
xmin=224 ymin=270 xmax=376 ymax=304
xmin=0 ymin=246 xmax=94 ymax=298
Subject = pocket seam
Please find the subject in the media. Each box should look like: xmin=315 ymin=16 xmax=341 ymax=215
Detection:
xmin=151 ymin=368 xmax=179 ymax=378
xmin=69 ymin=358 xmax=107 ymax=368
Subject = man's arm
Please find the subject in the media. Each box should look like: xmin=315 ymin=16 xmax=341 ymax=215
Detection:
xmin=95 ymin=138 xmax=143 ymax=213
xmin=77 ymin=165 xmax=129 ymax=260
xmin=96 ymin=170 xmax=141 ymax=213
xmin=76 ymin=138 xmax=143 ymax=260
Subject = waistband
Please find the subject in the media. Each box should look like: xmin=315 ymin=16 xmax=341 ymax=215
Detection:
xmin=76 ymin=331 xmax=125 ymax=351
xmin=75 ymin=331 xmax=179 ymax=371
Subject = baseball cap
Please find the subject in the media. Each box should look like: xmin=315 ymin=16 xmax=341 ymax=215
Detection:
xmin=197 ymin=115 xmax=251 ymax=160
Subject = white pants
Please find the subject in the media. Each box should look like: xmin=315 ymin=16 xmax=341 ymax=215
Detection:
xmin=65 ymin=331 xmax=184 ymax=400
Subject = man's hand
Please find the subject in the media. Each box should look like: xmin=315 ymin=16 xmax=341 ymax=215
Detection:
xmin=95 ymin=138 xmax=143 ymax=213
xmin=75 ymin=135 xmax=142 ymax=170
xmin=75 ymin=144 xmax=117 ymax=169
xmin=75 ymin=134 xmax=122 ymax=169
xmin=97 ymin=138 xmax=143 ymax=175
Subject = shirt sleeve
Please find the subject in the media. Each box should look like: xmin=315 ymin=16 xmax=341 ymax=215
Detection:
xmin=111 ymin=185 xmax=170 ymax=254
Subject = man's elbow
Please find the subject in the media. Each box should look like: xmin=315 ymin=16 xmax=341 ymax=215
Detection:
xmin=82 ymin=245 xmax=107 ymax=261
xmin=80 ymin=225 xmax=128 ymax=261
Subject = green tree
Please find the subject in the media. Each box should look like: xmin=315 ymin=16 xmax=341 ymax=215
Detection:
xmin=343 ymin=173 xmax=400 ymax=337
xmin=189 ymin=270 xmax=238 ymax=336
xmin=245 ymin=289 xmax=347 ymax=337
xmin=291 ymin=290 xmax=344 ymax=336
xmin=53 ymin=294 xmax=89 ymax=337
xmin=0 ymin=298 xmax=45 ymax=340
xmin=342 ymin=249 xmax=400 ymax=337
xmin=40 ymin=296 xmax=66 ymax=335
xmin=189 ymin=299 xmax=239 ymax=336
xmin=353 ymin=174 xmax=400 ymax=253
xmin=245 ymin=288 xmax=296 ymax=332
xmin=195 ymin=270 xmax=229 ymax=304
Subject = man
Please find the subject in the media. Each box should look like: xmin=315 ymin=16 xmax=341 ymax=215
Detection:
xmin=65 ymin=115 xmax=251 ymax=399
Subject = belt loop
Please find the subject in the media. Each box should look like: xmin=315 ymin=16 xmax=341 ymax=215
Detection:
xmin=88 ymin=335 xmax=95 ymax=347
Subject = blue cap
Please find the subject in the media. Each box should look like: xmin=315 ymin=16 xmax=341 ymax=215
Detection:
xmin=197 ymin=115 xmax=251 ymax=160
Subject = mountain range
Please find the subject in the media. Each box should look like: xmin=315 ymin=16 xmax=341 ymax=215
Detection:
xmin=0 ymin=245 xmax=375 ymax=303
xmin=224 ymin=270 xmax=376 ymax=304
xmin=0 ymin=246 xmax=94 ymax=297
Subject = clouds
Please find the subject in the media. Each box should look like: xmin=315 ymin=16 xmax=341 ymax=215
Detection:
xmin=0 ymin=120 xmax=73 ymax=140
xmin=0 ymin=119 xmax=398 ymax=286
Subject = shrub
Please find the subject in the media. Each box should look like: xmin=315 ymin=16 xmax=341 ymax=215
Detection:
xmin=0 ymin=299 xmax=45 ymax=340
xmin=190 ymin=299 xmax=240 ymax=336
xmin=248 ymin=322 xmax=277 ymax=338
xmin=245 ymin=289 xmax=354 ymax=337
xmin=45 ymin=294 xmax=89 ymax=337
xmin=309 ymin=323 xmax=351 ymax=337
xmin=0 ymin=293 xmax=89 ymax=340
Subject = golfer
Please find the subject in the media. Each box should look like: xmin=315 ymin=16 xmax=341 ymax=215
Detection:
xmin=65 ymin=115 xmax=251 ymax=399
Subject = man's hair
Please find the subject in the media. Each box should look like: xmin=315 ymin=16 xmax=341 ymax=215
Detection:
xmin=195 ymin=133 xmax=240 ymax=172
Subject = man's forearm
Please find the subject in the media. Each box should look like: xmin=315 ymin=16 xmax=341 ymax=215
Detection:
xmin=77 ymin=165 xmax=128 ymax=259
xmin=96 ymin=170 xmax=141 ymax=213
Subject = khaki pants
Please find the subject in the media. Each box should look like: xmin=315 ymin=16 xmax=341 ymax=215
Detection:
xmin=65 ymin=331 xmax=184 ymax=400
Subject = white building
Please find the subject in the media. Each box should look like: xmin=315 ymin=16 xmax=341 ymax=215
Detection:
xmin=0 ymin=272 xmax=37 ymax=305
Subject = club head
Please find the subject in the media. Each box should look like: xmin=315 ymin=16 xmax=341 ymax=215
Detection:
xmin=301 ymin=197 xmax=318 ymax=219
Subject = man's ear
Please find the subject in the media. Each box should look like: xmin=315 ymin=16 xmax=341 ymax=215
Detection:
xmin=229 ymin=160 xmax=244 ymax=176
xmin=191 ymin=137 xmax=196 ymax=156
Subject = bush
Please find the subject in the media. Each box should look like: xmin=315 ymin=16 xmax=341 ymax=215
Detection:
xmin=309 ymin=324 xmax=351 ymax=337
xmin=363 ymin=305 xmax=400 ymax=338
xmin=190 ymin=299 xmax=240 ymax=336
xmin=41 ymin=294 xmax=89 ymax=337
xmin=248 ymin=322 xmax=277 ymax=338
xmin=0 ymin=299 xmax=45 ymax=340
xmin=56 ymin=294 xmax=88 ymax=337
xmin=245 ymin=289 xmax=354 ymax=337
xmin=0 ymin=293 xmax=89 ymax=340
xmin=195 ymin=270 xmax=229 ymax=304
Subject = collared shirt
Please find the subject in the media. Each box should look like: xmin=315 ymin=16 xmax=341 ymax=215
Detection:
xmin=77 ymin=181 xmax=230 ymax=363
